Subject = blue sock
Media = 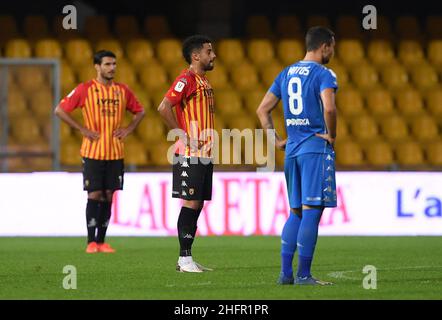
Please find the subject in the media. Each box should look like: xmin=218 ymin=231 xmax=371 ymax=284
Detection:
xmin=296 ymin=208 xmax=323 ymax=278
xmin=281 ymin=213 xmax=301 ymax=278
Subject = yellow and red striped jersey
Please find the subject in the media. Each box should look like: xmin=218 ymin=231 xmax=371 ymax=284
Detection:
xmin=165 ymin=69 xmax=215 ymax=158
xmin=59 ymin=79 xmax=143 ymax=160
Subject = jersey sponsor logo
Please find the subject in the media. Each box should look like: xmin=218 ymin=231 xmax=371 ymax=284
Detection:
xmin=286 ymin=118 xmax=311 ymax=126
xmin=307 ymin=196 xmax=322 ymax=201
xmin=174 ymin=81 xmax=185 ymax=92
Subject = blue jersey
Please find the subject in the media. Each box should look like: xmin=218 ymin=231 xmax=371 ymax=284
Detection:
xmin=269 ymin=61 xmax=338 ymax=158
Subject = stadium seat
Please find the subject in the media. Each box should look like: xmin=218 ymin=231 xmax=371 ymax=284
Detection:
xmin=247 ymin=39 xmax=276 ymax=67
xmin=425 ymin=16 xmax=442 ymax=39
xmin=246 ymin=15 xmax=273 ymax=38
xmin=336 ymin=15 xmax=363 ymax=39
xmin=139 ymin=63 xmax=168 ymax=92
xmin=426 ymin=89 xmax=442 ymax=118
xmin=150 ymin=142 xmax=174 ymax=166
xmin=261 ymin=60 xmax=284 ymax=87
xmin=349 ymin=115 xmax=380 ymax=142
xmin=336 ymin=88 xmax=365 ymax=118
xmin=124 ymin=139 xmax=148 ymax=166
xmin=7 ymin=90 xmax=28 ymax=118
xmin=275 ymin=15 xmax=303 ymax=39
xmin=277 ymin=39 xmax=304 ymax=65
xmin=227 ymin=115 xmax=258 ymax=132
xmin=60 ymin=139 xmax=81 ymax=166
xmin=365 ymin=88 xmax=396 ymax=118
xmin=126 ymin=39 xmax=155 ymax=67
xmin=230 ymin=62 xmax=260 ymax=92
xmin=327 ymin=60 xmax=350 ymax=87
xmin=242 ymin=89 xmax=266 ymax=114
xmin=428 ymin=40 xmax=442 ymax=72
xmin=398 ymin=40 xmax=425 ymax=67
xmin=216 ymin=89 xmax=245 ymax=117
xmin=395 ymin=88 xmax=424 ymax=117
xmin=395 ymin=16 xmax=421 ymax=39
xmin=380 ymin=115 xmax=410 ymax=141
xmin=84 ymin=16 xmax=111 ymax=42
xmin=206 ymin=62 xmax=229 ymax=89
xmin=60 ymin=60 xmax=77 ymax=96
xmin=95 ymin=39 xmax=124 ymax=59
xmin=395 ymin=141 xmax=425 ymax=166
xmin=136 ymin=116 xmax=166 ymax=143
xmin=367 ymin=40 xmax=395 ymax=68
xmin=381 ymin=63 xmax=409 ymax=90
xmin=426 ymin=140 xmax=442 ymax=166
xmin=217 ymin=39 xmax=246 ymax=68
xmin=35 ymin=39 xmax=63 ymax=58
xmin=156 ymin=39 xmax=182 ymax=67
xmin=166 ymin=61 xmax=188 ymax=82
xmin=410 ymin=115 xmax=439 ymax=142
xmin=365 ymin=141 xmax=394 ymax=167
xmin=29 ymin=90 xmax=54 ymax=122
xmin=131 ymin=86 xmax=152 ymax=113
xmin=5 ymin=39 xmax=32 ymax=58
xmin=77 ymin=65 xmax=96 ymax=83
xmin=27 ymin=157 xmax=53 ymax=171
xmin=10 ymin=116 xmax=42 ymax=145
xmin=272 ymin=114 xmax=287 ymax=139
xmin=59 ymin=122 xmax=73 ymax=142
xmin=336 ymin=118 xmax=349 ymax=140
xmin=410 ymin=64 xmax=439 ymax=91
xmin=337 ymin=39 xmax=365 ymax=66
xmin=65 ymin=39 xmax=93 ymax=67
xmin=114 ymin=60 xmax=137 ymax=88
xmin=306 ymin=15 xmax=331 ymax=29
xmin=335 ymin=140 xmax=364 ymax=166
xmin=350 ymin=63 xmax=379 ymax=90
xmin=115 ymin=16 xmax=141 ymax=40
xmin=144 ymin=16 xmax=173 ymax=39
xmin=23 ymin=15 xmax=49 ymax=41
xmin=15 ymin=66 xmax=47 ymax=94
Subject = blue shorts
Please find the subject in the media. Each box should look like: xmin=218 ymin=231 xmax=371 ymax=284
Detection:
xmin=284 ymin=152 xmax=337 ymax=208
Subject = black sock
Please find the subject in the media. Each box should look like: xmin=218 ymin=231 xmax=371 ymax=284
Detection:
xmin=192 ymin=208 xmax=202 ymax=238
xmin=96 ymin=201 xmax=112 ymax=244
xmin=177 ymin=207 xmax=199 ymax=256
xmin=86 ymin=199 xmax=100 ymax=243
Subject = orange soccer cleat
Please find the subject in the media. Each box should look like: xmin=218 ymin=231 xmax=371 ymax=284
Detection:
xmin=97 ymin=243 xmax=116 ymax=253
xmin=86 ymin=241 xmax=98 ymax=253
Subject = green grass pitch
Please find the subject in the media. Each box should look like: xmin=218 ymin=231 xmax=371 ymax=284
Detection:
xmin=0 ymin=236 xmax=441 ymax=299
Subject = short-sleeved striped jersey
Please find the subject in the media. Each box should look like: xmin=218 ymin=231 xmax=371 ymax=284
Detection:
xmin=165 ymin=69 xmax=215 ymax=158
xmin=59 ymin=79 xmax=143 ymax=160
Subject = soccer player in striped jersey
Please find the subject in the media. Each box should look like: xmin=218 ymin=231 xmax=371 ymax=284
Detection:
xmin=158 ymin=35 xmax=216 ymax=273
xmin=55 ymin=50 xmax=145 ymax=253
xmin=257 ymin=27 xmax=337 ymax=285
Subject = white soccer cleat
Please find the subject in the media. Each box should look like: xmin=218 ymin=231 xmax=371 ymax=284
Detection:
xmin=194 ymin=261 xmax=213 ymax=271
xmin=176 ymin=261 xmax=203 ymax=273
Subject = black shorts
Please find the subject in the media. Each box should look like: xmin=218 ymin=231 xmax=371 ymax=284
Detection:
xmin=172 ymin=154 xmax=213 ymax=201
xmin=82 ymin=158 xmax=124 ymax=192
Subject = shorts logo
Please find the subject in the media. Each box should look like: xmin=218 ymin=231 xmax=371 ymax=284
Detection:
xmin=326 ymin=166 xmax=333 ymax=171
xmin=118 ymin=175 xmax=123 ymax=187
xmin=326 ymin=155 xmax=333 ymax=161
xmin=181 ymin=181 xmax=188 ymax=187
xmin=181 ymin=171 xmax=189 ymax=177
xmin=325 ymin=176 xmax=333 ymax=182
xmin=181 ymin=162 xmax=189 ymax=168
xmin=182 ymin=190 xmax=187 ymax=196
xmin=189 ymin=188 xmax=195 ymax=195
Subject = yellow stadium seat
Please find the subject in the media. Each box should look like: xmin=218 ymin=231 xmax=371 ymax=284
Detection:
xmin=396 ymin=141 xmax=425 ymax=166
xmin=398 ymin=40 xmax=425 ymax=67
xmin=272 ymin=115 xmax=287 ymax=139
xmin=426 ymin=141 xmax=442 ymax=166
xmin=246 ymin=15 xmax=273 ymax=38
xmin=306 ymin=15 xmax=331 ymax=29
xmin=327 ymin=61 xmax=349 ymax=87
xmin=261 ymin=61 xmax=284 ymax=87
xmin=150 ymin=87 xmax=170 ymax=108
xmin=115 ymin=16 xmax=141 ymax=40
xmin=395 ymin=16 xmax=421 ymax=39
xmin=381 ymin=63 xmax=409 ymax=90
xmin=84 ymin=16 xmax=111 ymax=42
xmin=136 ymin=116 xmax=166 ymax=143
xmin=60 ymin=139 xmax=81 ymax=166
xmin=29 ymin=90 xmax=53 ymax=122
xmin=166 ymin=61 xmax=188 ymax=82
xmin=114 ymin=60 xmax=137 ymax=88
xmin=139 ymin=63 xmax=168 ymax=92
xmin=277 ymin=39 xmax=304 ymax=65
xmin=217 ymin=39 xmax=246 ymax=68
xmin=426 ymin=89 xmax=442 ymax=118
xmin=336 ymin=88 xmax=365 ymax=118
xmin=60 ymin=60 xmax=77 ymax=95
xmin=247 ymin=39 xmax=275 ymax=67
xmin=349 ymin=115 xmax=380 ymax=142
xmin=350 ymin=63 xmax=379 ymax=90
xmin=428 ymin=40 xmax=442 ymax=71
xmin=230 ymin=62 xmax=260 ymax=92
xmin=15 ymin=66 xmax=47 ymax=94
xmin=10 ymin=116 xmax=43 ymax=145
xmin=77 ymin=65 xmax=96 ymax=83
xmin=410 ymin=64 xmax=439 ymax=91
xmin=275 ymin=15 xmax=303 ymax=39
xmin=206 ymin=63 xmax=229 ymax=90
xmin=156 ymin=39 xmax=182 ymax=67
xmin=7 ymin=90 xmax=28 ymax=118
xmin=124 ymin=140 xmax=148 ymax=166
xmin=410 ymin=115 xmax=439 ymax=142
xmin=242 ymin=89 xmax=266 ymax=114
xmin=150 ymin=142 xmax=174 ymax=166
xmin=126 ymin=39 xmax=155 ymax=67
xmin=380 ymin=115 xmax=410 ymax=141
xmin=60 ymin=122 xmax=73 ymax=142
xmin=365 ymin=141 xmax=394 ymax=167
xmin=335 ymin=140 xmax=364 ymax=166
xmin=95 ymin=39 xmax=124 ymax=59
xmin=337 ymin=39 xmax=365 ymax=66
xmin=336 ymin=15 xmax=363 ymax=39
xmin=144 ymin=16 xmax=172 ymax=39
xmin=5 ymin=39 xmax=32 ymax=58
xmin=27 ymin=157 xmax=53 ymax=172
xmin=23 ymin=15 xmax=49 ymax=40
xmin=336 ymin=118 xmax=349 ymax=140
xmin=35 ymin=39 xmax=63 ymax=58
xmin=6 ymin=158 xmax=29 ymax=173
xmin=395 ymin=88 xmax=424 ymax=117
xmin=366 ymin=88 xmax=396 ymax=117
xmin=65 ymin=39 xmax=93 ymax=67
xmin=216 ymin=89 xmax=245 ymax=117
xmin=367 ymin=40 xmax=395 ymax=68
xmin=131 ymin=85 xmax=152 ymax=113
xmin=425 ymin=16 xmax=442 ymax=39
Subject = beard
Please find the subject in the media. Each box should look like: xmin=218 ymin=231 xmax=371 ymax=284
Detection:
xmin=204 ymin=61 xmax=215 ymax=71
xmin=102 ymin=72 xmax=114 ymax=80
